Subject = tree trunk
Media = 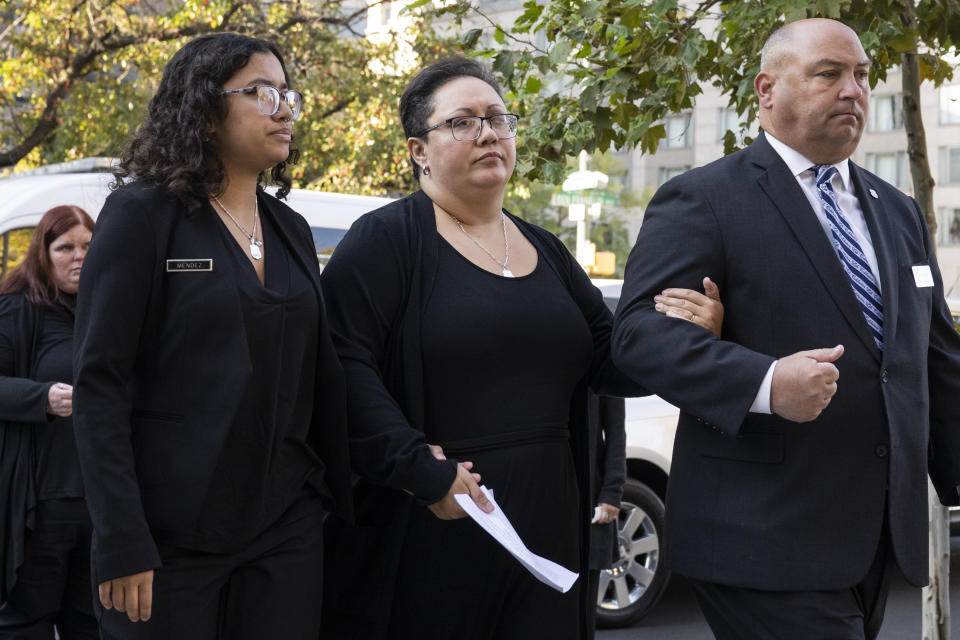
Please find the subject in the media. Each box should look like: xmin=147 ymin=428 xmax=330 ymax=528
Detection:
xmin=900 ymin=14 xmax=937 ymax=247
xmin=923 ymin=480 xmax=951 ymax=640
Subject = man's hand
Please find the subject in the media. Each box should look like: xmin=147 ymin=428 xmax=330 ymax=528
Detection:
xmin=46 ymin=382 xmax=73 ymax=417
xmin=99 ymin=570 xmax=154 ymax=622
xmin=771 ymin=345 xmax=844 ymax=422
xmin=427 ymin=462 xmax=493 ymax=520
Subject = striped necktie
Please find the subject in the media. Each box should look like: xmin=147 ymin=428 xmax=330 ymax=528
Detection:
xmin=812 ymin=165 xmax=883 ymax=350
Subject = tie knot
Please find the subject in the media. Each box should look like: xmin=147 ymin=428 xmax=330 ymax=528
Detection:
xmin=812 ymin=164 xmax=838 ymax=187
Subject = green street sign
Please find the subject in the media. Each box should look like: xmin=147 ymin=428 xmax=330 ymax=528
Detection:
xmin=550 ymin=191 xmax=619 ymax=207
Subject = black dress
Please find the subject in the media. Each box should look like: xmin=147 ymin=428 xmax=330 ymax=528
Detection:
xmin=387 ymin=239 xmax=593 ymax=638
xmin=319 ymin=190 xmax=645 ymax=640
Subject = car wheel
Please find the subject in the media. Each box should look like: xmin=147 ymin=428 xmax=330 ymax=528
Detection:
xmin=595 ymin=479 xmax=670 ymax=628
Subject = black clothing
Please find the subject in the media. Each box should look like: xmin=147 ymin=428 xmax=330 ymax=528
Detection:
xmin=32 ymin=296 xmax=83 ymax=500
xmin=96 ymin=493 xmax=325 ymax=640
xmin=690 ymin=530 xmax=892 ymax=639
xmin=163 ymin=212 xmax=321 ymax=553
xmin=0 ymin=499 xmax=96 ymax=640
xmin=612 ymin=132 xmax=960 ymax=593
xmin=585 ymin=396 xmax=626 ymax=640
xmin=386 ymin=238 xmax=593 ymax=638
xmin=0 ymin=290 xmax=46 ymax=603
xmin=0 ymin=290 xmax=95 ymax=638
xmin=74 ymin=182 xmax=351 ymax=583
xmin=320 ymin=190 xmax=644 ymax=640
xmin=422 ymin=238 xmax=593 ymax=445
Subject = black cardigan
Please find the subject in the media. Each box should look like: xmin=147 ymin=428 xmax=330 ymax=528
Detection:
xmin=320 ymin=190 xmax=643 ymax=639
xmin=0 ymin=290 xmax=50 ymax=603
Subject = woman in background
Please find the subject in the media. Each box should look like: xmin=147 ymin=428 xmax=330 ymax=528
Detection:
xmin=0 ymin=205 xmax=96 ymax=639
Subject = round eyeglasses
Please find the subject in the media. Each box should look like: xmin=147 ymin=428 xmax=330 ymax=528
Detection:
xmin=416 ymin=114 xmax=520 ymax=141
xmin=220 ymin=85 xmax=303 ymax=121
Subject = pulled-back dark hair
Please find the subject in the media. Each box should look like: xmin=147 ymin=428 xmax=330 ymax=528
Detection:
xmin=0 ymin=205 xmax=95 ymax=308
xmin=399 ymin=57 xmax=502 ymax=181
xmin=113 ymin=33 xmax=300 ymax=209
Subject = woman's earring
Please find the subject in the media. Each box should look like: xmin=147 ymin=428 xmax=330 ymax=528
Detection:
xmin=422 ymin=166 xmax=431 ymax=176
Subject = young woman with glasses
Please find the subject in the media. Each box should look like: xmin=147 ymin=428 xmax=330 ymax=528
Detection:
xmin=319 ymin=57 xmax=722 ymax=639
xmin=72 ymin=33 xmax=351 ymax=640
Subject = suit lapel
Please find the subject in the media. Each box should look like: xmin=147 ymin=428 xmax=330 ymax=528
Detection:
xmin=850 ymin=165 xmax=899 ymax=356
xmin=750 ymin=134 xmax=882 ymax=362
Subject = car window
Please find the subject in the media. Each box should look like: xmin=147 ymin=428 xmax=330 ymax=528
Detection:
xmin=311 ymin=227 xmax=349 ymax=268
xmin=0 ymin=227 xmax=33 ymax=280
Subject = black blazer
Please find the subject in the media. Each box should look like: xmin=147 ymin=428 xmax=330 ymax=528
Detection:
xmin=73 ymin=182 xmax=352 ymax=582
xmin=612 ymin=132 xmax=960 ymax=590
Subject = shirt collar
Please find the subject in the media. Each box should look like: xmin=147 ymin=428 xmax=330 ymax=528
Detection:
xmin=764 ymin=132 xmax=851 ymax=191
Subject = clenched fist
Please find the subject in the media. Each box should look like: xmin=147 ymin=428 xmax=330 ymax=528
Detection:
xmin=770 ymin=345 xmax=844 ymax=422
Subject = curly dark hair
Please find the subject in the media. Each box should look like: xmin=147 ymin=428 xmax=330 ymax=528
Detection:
xmin=400 ymin=57 xmax=502 ymax=181
xmin=113 ymin=33 xmax=300 ymax=209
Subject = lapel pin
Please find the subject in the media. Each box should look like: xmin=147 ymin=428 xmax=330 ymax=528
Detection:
xmin=869 ymin=188 xmax=879 ymax=199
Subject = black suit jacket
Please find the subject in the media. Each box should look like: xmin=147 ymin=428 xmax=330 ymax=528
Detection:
xmin=612 ymin=132 xmax=960 ymax=590
xmin=73 ymin=181 xmax=352 ymax=581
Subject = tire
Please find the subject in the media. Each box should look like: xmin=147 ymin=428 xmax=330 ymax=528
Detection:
xmin=594 ymin=479 xmax=670 ymax=628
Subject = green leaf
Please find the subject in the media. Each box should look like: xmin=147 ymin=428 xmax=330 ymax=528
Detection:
xmin=524 ymin=76 xmax=543 ymax=94
xmin=494 ymin=27 xmax=505 ymax=45
xmin=459 ymin=28 xmax=483 ymax=49
xmin=548 ymin=41 xmax=573 ymax=66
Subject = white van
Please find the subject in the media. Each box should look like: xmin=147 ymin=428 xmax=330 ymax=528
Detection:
xmin=0 ymin=158 xmax=392 ymax=277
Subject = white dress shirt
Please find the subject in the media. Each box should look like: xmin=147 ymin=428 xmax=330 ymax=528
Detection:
xmin=749 ymin=133 xmax=881 ymax=414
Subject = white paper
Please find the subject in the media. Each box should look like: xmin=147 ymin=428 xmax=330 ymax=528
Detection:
xmin=913 ymin=265 xmax=934 ymax=288
xmin=454 ymin=486 xmax=579 ymax=593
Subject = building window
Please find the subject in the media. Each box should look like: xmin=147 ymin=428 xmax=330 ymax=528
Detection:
xmin=658 ymin=166 xmax=690 ymax=185
xmin=867 ymin=95 xmax=902 ymax=131
xmin=940 ymin=85 xmax=960 ymax=124
xmin=938 ymin=208 xmax=960 ymax=246
xmin=717 ymin=108 xmax=741 ymax=141
xmin=939 ymin=147 xmax=960 ymax=184
xmin=865 ymin=152 xmax=909 ymax=189
xmin=663 ymin=114 xmax=692 ymax=149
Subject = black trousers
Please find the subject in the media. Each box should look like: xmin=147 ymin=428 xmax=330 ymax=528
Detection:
xmin=0 ymin=498 xmax=97 ymax=640
xmin=96 ymin=494 xmax=325 ymax=640
xmin=689 ymin=526 xmax=892 ymax=640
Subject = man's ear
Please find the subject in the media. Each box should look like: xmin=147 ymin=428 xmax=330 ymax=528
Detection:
xmin=755 ymin=71 xmax=775 ymax=110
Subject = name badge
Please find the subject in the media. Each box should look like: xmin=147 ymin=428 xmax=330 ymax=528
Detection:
xmin=912 ymin=264 xmax=934 ymax=288
xmin=166 ymin=258 xmax=213 ymax=272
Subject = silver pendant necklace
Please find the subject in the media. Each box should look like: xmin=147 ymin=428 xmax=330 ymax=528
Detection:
xmin=449 ymin=211 xmax=513 ymax=277
xmin=213 ymin=195 xmax=263 ymax=260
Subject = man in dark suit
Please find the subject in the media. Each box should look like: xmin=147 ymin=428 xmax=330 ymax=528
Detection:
xmin=612 ymin=18 xmax=960 ymax=639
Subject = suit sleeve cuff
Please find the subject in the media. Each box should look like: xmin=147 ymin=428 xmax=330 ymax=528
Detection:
xmin=749 ymin=360 xmax=778 ymax=414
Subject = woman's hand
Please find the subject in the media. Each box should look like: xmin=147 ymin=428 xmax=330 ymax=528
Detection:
xmin=654 ymin=277 xmax=724 ymax=338
xmin=46 ymin=382 xmax=73 ymax=417
xmin=428 ymin=461 xmax=492 ymax=520
xmin=99 ymin=570 xmax=154 ymax=622
xmin=592 ymin=502 xmax=621 ymax=525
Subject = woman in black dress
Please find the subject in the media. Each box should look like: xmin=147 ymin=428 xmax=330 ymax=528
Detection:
xmin=320 ymin=57 xmax=722 ymax=639
xmin=0 ymin=205 xmax=96 ymax=639
xmin=72 ymin=33 xmax=351 ymax=639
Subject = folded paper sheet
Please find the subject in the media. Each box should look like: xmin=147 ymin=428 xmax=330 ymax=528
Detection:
xmin=454 ymin=486 xmax=579 ymax=593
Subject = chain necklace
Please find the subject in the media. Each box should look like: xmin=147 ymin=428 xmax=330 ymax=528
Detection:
xmin=449 ymin=211 xmax=514 ymax=277
xmin=213 ymin=195 xmax=263 ymax=260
